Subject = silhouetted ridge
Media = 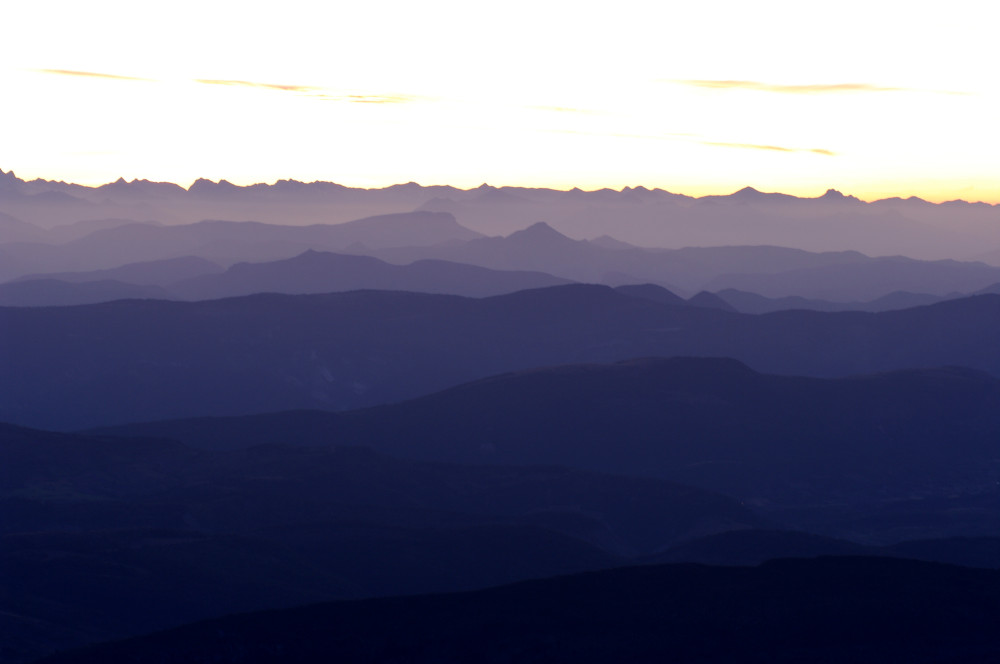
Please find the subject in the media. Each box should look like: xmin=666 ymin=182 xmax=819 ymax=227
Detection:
xmin=614 ymin=283 xmax=687 ymax=306
xmin=686 ymin=290 xmax=738 ymax=311
xmin=168 ymin=249 xmax=571 ymax=300
xmin=506 ymin=221 xmax=576 ymax=245
xmin=187 ymin=178 xmax=239 ymax=195
xmin=818 ymin=188 xmax=860 ymax=202
xmin=733 ymin=185 xmax=763 ymax=198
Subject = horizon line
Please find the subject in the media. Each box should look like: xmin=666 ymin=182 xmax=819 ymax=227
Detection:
xmin=1 ymin=168 xmax=996 ymax=206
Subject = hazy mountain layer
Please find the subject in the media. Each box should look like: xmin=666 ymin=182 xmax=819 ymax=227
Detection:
xmin=0 ymin=211 xmax=480 ymax=281
xmin=12 ymin=256 xmax=224 ymax=286
xmin=4 ymin=169 xmax=1000 ymax=260
xmin=168 ymin=250 xmax=572 ymax=300
xmin=6 ymin=214 xmax=1000 ymax=302
xmin=0 ymin=279 xmax=170 ymax=307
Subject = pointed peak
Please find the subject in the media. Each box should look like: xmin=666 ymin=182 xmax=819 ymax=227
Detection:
xmin=819 ymin=188 xmax=861 ymax=203
xmin=188 ymin=178 xmax=214 ymax=191
xmin=687 ymin=290 xmax=738 ymax=312
xmin=507 ymin=221 xmax=572 ymax=243
xmin=188 ymin=178 xmax=239 ymax=194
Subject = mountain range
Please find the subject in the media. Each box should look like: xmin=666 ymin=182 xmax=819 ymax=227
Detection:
xmin=5 ymin=167 xmax=1000 ymax=664
xmin=4 ymin=169 xmax=1000 ymax=260
xmin=6 ymin=212 xmax=1000 ymax=303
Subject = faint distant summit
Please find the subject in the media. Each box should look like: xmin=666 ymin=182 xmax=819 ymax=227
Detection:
xmin=0 ymin=168 xmax=20 ymax=192
xmin=819 ymin=188 xmax=860 ymax=203
xmin=188 ymin=178 xmax=240 ymax=195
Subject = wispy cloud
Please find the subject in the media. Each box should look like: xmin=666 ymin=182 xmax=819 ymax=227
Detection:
xmin=671 ymin=79 xmax=908 ymax=94
xmin=33 ymin=69 xmax=155 ymax=82
xmin=531 ymin=105 xmax=607 ymax=116
xmin=315 ymin=94 xmax=423 ymax=104
xmin=194 ymin=79 xmax=323 ymax=93
xmin=544 ymin=127 xmax=696 ymax=141
xmin=542 ymin=127 xmax=833 ymax=156
xmin=701 ymin=140 xmax=836 ymax=156
xmin=194 ymin=79 xmax=424 ymax=104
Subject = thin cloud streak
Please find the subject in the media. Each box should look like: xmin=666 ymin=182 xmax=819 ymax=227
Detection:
xmin=194 ymin=79 xmax=425 ymax=104
xmin=545 ymin=128 xmax=697 ymax=141
xmin=702 ymin=140 xmax=836 ymax=156
xmin=672 ymin=79 xmax=909 ymax=94
xmin=543 ymin=127 xmax=834 ymax=156
xmin=315 ymin=94 xmax=423 ymax=104
xmin=531 ymin=105 xmax=608 ymax=116
xmin=33 ymin=69 xmax=155 ymax=82
xmin=194 ymin=79 xmax=322 ymax=93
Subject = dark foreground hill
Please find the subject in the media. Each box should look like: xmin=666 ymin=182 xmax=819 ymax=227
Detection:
xmin=35 ymin=557 xmax=1000 ymax=664
xmin=97 ymin=357 xmax=1000 ymax=541
xmin=0 ymin=421 xmax=761 ymax=663
xmin=5 ymin=285 xmax=1000 ymax=430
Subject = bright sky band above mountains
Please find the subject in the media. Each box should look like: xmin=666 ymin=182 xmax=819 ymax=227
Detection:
xmin=6 ymin=0 xmax=998 ymax=203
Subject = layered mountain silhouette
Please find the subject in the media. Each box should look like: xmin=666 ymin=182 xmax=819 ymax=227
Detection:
xmin=0 ymin=211 xmax=481 ymax=281
xmin=0 ymin=278 xmax=170 ymax=307
xmin=168 ymin=250 xmax=572 ymax=299
xmin=5 ymin=210 xmax=1000 ymax=301
xmin=0 ymin=251 xmax=573 ymax=305
xmin=0 ymin=421 xmax=761 ymax=662
xmin=5 ymin=168 xmax=1000 ymax=664
xmin=704 ymin=254 xmax=1000 ymax=301
xmin=12 ymin=255 xmax=224 ymax=286
xmin=94 ymin=356 xmax=1000 ymax=541
xmin=0 ymin=210 xmax=45 ymax=243
xmin=6 ymin=285 xmax=1000 ymax=430
xmin=5 ymin=168 xmax=1000 ymax=260
xmin=715 ymin=287 xmax=949 ymax=314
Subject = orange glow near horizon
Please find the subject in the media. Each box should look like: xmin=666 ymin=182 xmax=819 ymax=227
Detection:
xmin=3 ymin=0 xmax=996 ymax=205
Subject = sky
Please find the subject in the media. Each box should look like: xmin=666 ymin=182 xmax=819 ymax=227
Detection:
xmin=4 ymin=0 xmax=998 ymax=202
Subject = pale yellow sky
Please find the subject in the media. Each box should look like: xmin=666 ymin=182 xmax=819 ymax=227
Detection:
xmin=4 ymin=0 xmax=998 ymax=202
